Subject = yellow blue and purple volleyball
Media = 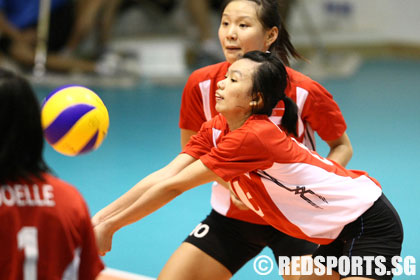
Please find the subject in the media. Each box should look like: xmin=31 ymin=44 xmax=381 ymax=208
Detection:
xmin=41 ymin=85 xmax=109 ymax=156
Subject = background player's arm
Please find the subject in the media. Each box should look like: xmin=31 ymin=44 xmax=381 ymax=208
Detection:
xmin=299 ymin=81 xmax=353 ymax=167
xmin=92 ymin=154 xmax=196 ymax=226
xmin=325 ymin=132 xmax=353 ymax=167
xmin=95 ymin=159 xmax=219 ymax=255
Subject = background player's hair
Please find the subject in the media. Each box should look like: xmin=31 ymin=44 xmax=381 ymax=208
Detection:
xmin=243 ymin=51 xmax=298 ymax=136
xmin=0 ymin=68 xmax=50 ymax=184
xmin=220 ymin=0 xmax=302 ymax=65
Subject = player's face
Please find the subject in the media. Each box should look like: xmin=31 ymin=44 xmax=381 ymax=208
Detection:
xmin=218 ymin=0 xmax=271 ymax=64
xmin=215 ymin=58 xmax=258 ymax=119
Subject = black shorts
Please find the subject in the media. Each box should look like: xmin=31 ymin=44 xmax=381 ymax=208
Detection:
xmin=313 ymin=194 xmax=403 ymax=279
xmin=0 ymin=1 xmax=74 ymax=54
xmin=184 ymin=210 xmax=318 ymax=274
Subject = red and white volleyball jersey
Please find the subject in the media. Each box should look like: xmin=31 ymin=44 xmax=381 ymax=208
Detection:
xmin=184 ymin=114 xmax=381 ymax=244
xmin=0 ymin=173 xmax=104 ymax=279
xmin=179 ymin=61 xmax=348 ymax=224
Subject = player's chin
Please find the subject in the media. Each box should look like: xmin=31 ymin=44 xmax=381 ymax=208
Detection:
xmin=215 ymin=103 xmax=223 ymax=113
xmin=224 ymin=52 xmax=240 ymax=64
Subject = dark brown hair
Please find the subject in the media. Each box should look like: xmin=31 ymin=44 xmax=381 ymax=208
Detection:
xmin=0 ymin=68 xmax=50 ymax=184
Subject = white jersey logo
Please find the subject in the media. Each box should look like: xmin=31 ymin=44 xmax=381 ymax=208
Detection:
xmin=231 ymin=180 xmax=264 ymax=217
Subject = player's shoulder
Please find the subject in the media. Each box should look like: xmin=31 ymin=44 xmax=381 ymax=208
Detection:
xmin=189 ymin=61 xmax=230 ymax=82
xmin=42 ymin=173 xmax=72 ymax=187
xmin=286 ymin=66 xmax=316 ymax=85
xmin=41 ymin=173 xmax=84 ymax=199
xmin=286 ymin=66 xmax=330 ymax=96
xmin=247 ymin=116 xmax=287 ymax=141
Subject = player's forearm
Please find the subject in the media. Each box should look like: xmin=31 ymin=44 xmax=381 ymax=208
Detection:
xmin=104 ymin=177 xmax=188 ymax=233
xmin=93 ymin=167 xmax=175 ymax=224
xmin=326 ymin=143 xmax=353 ymax=167
xmin=326 ymin=132 xmax=353 ymax=167
xmin=103 ymin=160 xmax=217 ymax=234
xmin=93 ymin=154 xmax=196 ymax=224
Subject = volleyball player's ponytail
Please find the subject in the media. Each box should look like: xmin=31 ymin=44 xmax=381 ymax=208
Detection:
xmin=281 ymin=95 xmax=298 ymax=136
xmin=273 ymin=21 xmax=303 ymax=66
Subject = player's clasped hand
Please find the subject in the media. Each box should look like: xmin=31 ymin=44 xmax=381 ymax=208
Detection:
xmin=93 ymin=221 xmax=114 ymax=256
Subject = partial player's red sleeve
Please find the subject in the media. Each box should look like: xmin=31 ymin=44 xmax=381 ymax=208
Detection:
xmin=182 ymin=120 xmax=214 ymax=159
xmin=201 ymin=131 xmax=271 ymax=182
xmin=179 ymin=73 xmax=207 ymax=132
xmin=301 ymin=81 xmax=347 ymax=141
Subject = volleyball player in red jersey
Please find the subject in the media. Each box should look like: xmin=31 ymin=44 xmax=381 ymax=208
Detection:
xmin=177 ymin=0 xmax=351 ymax=278
xmin=93 ymin=51 xmax=402 ymax=279
xmin=0 ymin=68 xmax=104 ymax=279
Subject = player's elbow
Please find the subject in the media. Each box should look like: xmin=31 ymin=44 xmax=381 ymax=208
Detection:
xmin=158 ymin=187 xmax=186 ymax=206
xmin=163 ymin=180 xmax=189 ymax=199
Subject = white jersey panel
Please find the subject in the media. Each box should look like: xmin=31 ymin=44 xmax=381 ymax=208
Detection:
xmin=210 ymin=182 xmax=231 ymax=215
xmin=295 ymin=87 xmax=308 ymax=138
xmin=295 ymin=87 xmax=316 ymax=150
xmin=199 ymin=79 xmax=212 ymax=121
xmin=62 ymin=247 xmax=81 ymax=280
xmin=259 ymin=162 xmax=382 ymax=239
xmin=302 ymin=123 xmax=316 ymax=151
xmin=210 ymin=127 xmax=232 ymax=215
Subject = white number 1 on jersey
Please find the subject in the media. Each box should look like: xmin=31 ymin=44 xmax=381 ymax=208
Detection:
xmin=18 ymin=227 xmax=38 ymax=280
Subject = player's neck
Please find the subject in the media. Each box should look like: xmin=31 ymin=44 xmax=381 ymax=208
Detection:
xmin=224 ymin=113 xmax=251 ymax=131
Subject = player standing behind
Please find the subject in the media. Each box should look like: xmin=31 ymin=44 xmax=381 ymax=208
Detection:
xmin=0 ymin=68 xmax=104 ymax=279
xmin=163 ymin=0 xmax=353 ymax=279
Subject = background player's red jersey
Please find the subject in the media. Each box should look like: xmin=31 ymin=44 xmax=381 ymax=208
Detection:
xmin=0 ymin=173 xmax=104 ymax=279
